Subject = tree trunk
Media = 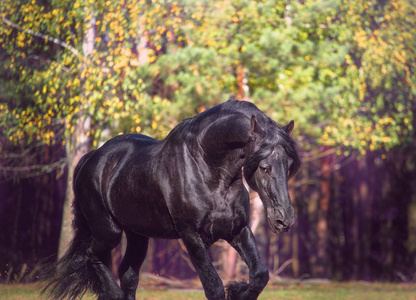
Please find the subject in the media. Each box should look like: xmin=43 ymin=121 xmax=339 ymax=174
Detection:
xmin=57 ymin=10 xmax=95 ymax=258
xmin=236 ymin=65 xmax=249 ymax=99
xmin=409 ymin=194 xmax=416 ymax=281
xmin=314 ymin=151 xmax=331 ymax=277
xmin=289 ymin=185 xmax=299 ymax=277
xmin=58 ymin=116 xmax=92 ymax=259
xmin=222 ymin=245 xmax=238 ymax=281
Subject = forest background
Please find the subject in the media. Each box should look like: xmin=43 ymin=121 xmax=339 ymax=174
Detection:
xmin=1 ymin=0 xmax=416 ymax=284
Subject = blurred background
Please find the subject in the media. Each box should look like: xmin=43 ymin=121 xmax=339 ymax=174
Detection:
xmin=1 ymin=0 xmax=415 ymax=284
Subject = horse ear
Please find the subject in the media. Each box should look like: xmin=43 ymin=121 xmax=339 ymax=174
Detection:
xmin=250 ymin=115 xmax=256 ymax=132
xmin=282 ymin=120 xmax=295 ymax=135
xmin=250 ymin=115 xmax=263 ymax=135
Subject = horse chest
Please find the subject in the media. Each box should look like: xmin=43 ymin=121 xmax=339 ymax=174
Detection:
xmin=205 ymin=205 xmax=247 ymax=240
xmin=200 ymin=185 xmax=250 ymax=241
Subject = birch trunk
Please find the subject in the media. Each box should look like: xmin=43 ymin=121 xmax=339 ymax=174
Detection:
xmin=57 ymin=12 xmax=95 ymax=259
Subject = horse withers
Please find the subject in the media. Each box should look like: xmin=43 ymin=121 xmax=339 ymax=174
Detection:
xmin=42 ymin=99 xmax=301 ymax=300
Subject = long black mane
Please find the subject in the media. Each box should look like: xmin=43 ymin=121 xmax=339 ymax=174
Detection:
xmin=173 ymin=99 xmax=301 ymax=180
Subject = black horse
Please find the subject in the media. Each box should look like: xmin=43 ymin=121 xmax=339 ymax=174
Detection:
xmin=43 ymin=99 xmax=300 ymax=300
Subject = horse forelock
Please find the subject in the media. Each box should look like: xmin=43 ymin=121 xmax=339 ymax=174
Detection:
xmin=245 ymin=119 xmax=301 ymax=180
xmin=279 ymin=129 xmax=301 ymax=179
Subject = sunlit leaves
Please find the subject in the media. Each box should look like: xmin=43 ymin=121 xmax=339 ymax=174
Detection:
xmin=323 ymin=0 xmax=416 ymax=153
xmin=255 ymin=0 xmax=414 ymax=154
xmin=0 ymin=0 xmax=176 ymax=151
xmin=0 ymin=0 xmax=414 ymax=157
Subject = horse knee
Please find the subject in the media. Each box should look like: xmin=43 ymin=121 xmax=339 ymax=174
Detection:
xmin=205 ymin=287 xmax=225 ymax=300
xmin=251 ymin=264 xmax=269 ymax=291
xmin=120 ymin=266 xmax=139 ymax=292
xmin=98 ymin=290 xmax=124 ymax=300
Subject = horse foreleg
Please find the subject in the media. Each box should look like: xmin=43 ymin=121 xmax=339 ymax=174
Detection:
xmin=181 ymin=233 xmax=226 ymax=300
xmin=118 ymin=233 xmax=149 ymax=300
xmin=227 ymin=226 xmax=269 ymax=300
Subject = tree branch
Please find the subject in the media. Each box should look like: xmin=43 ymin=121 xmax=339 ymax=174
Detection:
xmin=0 ymin=158 xmax=67 ymax=180
xmin=1 ymin=17 xmax=80 ymax=56
xmin=273 ymin=258 xmax=293 ymax=276
xmin=301 ymin=147 xmax=339 ymax=163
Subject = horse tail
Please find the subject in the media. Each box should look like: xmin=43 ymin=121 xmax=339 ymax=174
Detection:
xmin=42 ymin=151 xmax=100 ymax=300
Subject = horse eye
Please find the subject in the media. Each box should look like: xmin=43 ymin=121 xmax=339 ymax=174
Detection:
xmin=259 ymin=166 xmax=270 ymax=174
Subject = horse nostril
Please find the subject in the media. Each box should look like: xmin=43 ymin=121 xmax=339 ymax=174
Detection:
xmin=276 ymin=220 xmax=291 ymax=232
xmin=276 ymin=220 xmax=286 ymax=227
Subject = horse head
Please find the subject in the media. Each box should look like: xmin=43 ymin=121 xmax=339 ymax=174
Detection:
xmin=244 ymin=117 xmax=300 ymax=234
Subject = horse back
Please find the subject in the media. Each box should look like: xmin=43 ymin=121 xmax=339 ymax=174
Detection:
xmin=74 ymin=134 xmax=178 ymax=239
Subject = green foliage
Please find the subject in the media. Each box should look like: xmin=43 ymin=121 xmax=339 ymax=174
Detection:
xmin=322 ymin=0 xmax=416 ymax=154
xmin=1 ymin=0 xmax=414 ymax=154
xmin=0 ymin=0 xmax=174 ymax=150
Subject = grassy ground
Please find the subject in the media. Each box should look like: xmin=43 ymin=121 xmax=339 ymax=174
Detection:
xmin=1 ymin=281 xmax=416 ymax=300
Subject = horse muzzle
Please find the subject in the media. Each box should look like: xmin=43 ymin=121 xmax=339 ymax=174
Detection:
xmin=267 ymin=208 xmax=296 ymax=234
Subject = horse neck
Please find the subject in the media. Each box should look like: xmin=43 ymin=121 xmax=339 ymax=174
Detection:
xmin=162 ymin=109 xmax=254 ymax=184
